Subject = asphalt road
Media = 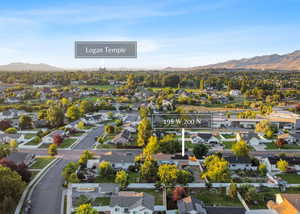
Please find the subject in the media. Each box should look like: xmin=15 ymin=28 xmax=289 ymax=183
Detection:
xmin=23 ymin=111 xmax=139 ymax=214
xmin=29 ymin=159 xmax=69 ymax=214
xmin=72 ymin=125 xmax=104 ymax=150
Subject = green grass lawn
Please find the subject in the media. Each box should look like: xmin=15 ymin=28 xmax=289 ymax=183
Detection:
xmin=30 ymin=157 xmax=55 ymax=169
xmin=93 ymin=197 xmax=111 ymax=206
xmin=128 ymin=188 xmax=163 ymax=205
xmin=266 ymin=142 xmax=300 ymax=150
xmin=94 ymin=175 xmax=115 ymax=183
xmin=59 ymin=138 xmax=76 ymax=148
xmin=222 ymin=141 xmax=236 ymax=149
xmin=277 ymin=173 xmax=300 ymax=184
xmin=25 ymin=139 xmax=40 ymax=146
xmin=71 ymin=132 xmax=84 ymax=137
xmin=128 ymin=172 xmax=139 ymax=183
xmin=191 ymin=188 xmax=242 ymax=207
xmin=221 ymin=134 xmax=236 ymax=139
xmin=25 ymin=134 xmax=36 ymax=139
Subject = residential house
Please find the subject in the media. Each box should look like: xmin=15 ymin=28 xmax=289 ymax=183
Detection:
xmin=230 ymin=90 xmax=241 ymax=97
xmin=278 ymin=133 xmax=298 ymax=144
xmin=0 ymin=133 xmax=25 ymax=144
xmin=263 ymin=156 xmax=300 ymax=174
xmin=177 ymin=196 xmax=245 ymax=214
xmin=0 ymin=109 xmax=19 ymax=120
xmin=111 ymin=129 xmax=132 ymax=145
xmin=42 ymin=130 xmax=65 ymax=144
xmin=267 ymin=193 xmax=300 ymax=214
xmin=6 ymin=152 xmax=35 ymax=166
xmin=237 ymin=132 xmax=272 ymax=146
xmin=224 ymin=156 xmax=257 ymax=171
xmin=110 ymin=191 xmax=155 ymax=214
xmin=191 ymin=133 xmax=220 ymax=145
xmin=87 ymin=151 xmax=140 ymax=170
xmin=153 ymin=153 xmax=190 ymax=168
xmin=177 ymin=196 xmax=207 ymax=214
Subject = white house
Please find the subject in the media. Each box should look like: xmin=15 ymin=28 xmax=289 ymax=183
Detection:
xmin=263 ymin=156 xmax=300 ymax=174
xmin=87 ymin=151 xmax=139 ymax=170
xmin=224 ymin=156 xmax=257 ymax=171
xmin=229 ymin=89 xmax=241 ymax=97
xmin=0 ymin=133 xmax=25 ymax=144
xmin=191 ymin=133 xmax=220 ymax=145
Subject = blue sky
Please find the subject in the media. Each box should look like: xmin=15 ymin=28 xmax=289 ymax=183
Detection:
xmin=1 ymin=0 xmax=300 ymax=68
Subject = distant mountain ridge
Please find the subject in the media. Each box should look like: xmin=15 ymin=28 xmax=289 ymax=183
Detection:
xmin=0 ymin=63 xmax=63 ymax=71
xmin=198 ymin=50 xmax=300 ymax=70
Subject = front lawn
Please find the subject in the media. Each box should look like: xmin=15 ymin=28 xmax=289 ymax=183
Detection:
xmin=277 ymin=173 xmax=300 ymax=184
xmin=25 ymin=134 xmax=36 ymax=139
xmin=266 ymin=142 xmax=300 ymax=150
xmin=93 ymin=197 xmax=110 ymax=206
xmin=30 ymin=157 xmax=55 ymax=169
xmin=59 ymin=138 xmax=77 ymax=148
xmin=222 ymin=141 xmax=236 ymax=149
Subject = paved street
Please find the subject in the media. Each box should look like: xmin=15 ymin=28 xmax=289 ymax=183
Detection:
xmin=30 ymin=159 xmax=69 ymax=214
xmin=72 ymin=125 xmax=104 ymax=150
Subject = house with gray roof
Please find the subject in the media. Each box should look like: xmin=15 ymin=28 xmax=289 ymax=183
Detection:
xmin=110 ymin=191 xmax=154 ymax=214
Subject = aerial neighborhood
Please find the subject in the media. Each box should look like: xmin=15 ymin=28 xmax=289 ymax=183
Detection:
xmin=0 ymin=70 xmax=300 ymax=214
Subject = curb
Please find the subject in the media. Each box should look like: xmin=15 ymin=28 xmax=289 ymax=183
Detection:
xmin=14 ymin=157 xmax=61 ymax=214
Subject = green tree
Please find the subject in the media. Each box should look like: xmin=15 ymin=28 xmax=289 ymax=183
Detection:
xmin=126 ymin=74 xmax=135 ymax=89
xmin=47 ymin=105 xmax=65 ymax=127
xmin=62 ymin=161 xmax=79 ymax=183
xmin=193 ymin=144 xmax=209 ymax=159
xmin=104 ymin=125 xmax=115 ymax=134
xmin=77 ymin=121 xmax=86 ymax=130
xmin=79 ymin=100 xmax=93 ymax=114
xmin=140 ymin=159 xmax=158 ymax=182
xmin=201 ymin=155 xmax=229 ymax=182
xmin=0 ymin=165 xmax=26 ymax=214
xmin=78 ymin=150 xmax=94 ymax=165
xmin=9 ymin=140 xmax=17 ymax=151
xmin=199 ymin=79 xmax=205 ymax=90
xmin=158 ymin=164 xmax=178 ymax=186
xmin=5 ymin=127 xmax=17 ymax=134
xmin=228 ymin=183 xmax=237 ymax=199
xmin=137 ymin=118 xmax=151 ymax=147
xmin=98 ymin=161 xmax=114 ymax=177
xmin=19 ymin=115 xmax=32 ymax=129
xmin=48 ymin=144 xmax=57 ymax=156
xmin=232 ymin=140 xmax=250 ymax=157
xmin=0 ymin=145 xmax=10 ymax=159
xmin=75 ymin=204 xmax=98 ymax=214
xmin=115 ymin=170 xmax=129 ymax=189
xmin=258 ymin=163 xmax=267 ymax=176
xmin=68 ymin=173 xmax=80 ymax=183
xmin=255 ymin=120 xmax=271 ymax=133
xmin=66 ymin=105 xmax=81 ymax=121
xmin=277 ymin=159 xmax=288 ymax=172
xmin=143 ymin=136 xmax=159 ymax=157
xmin=176 ymin=169 xmax=193 ymax=185
xmin=139 ymin=106 xmax=149 ymax=119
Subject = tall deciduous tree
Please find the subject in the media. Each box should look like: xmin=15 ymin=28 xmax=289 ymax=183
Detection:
xmin=137 ymin=118 xmax=151 ymax=147
xmin=0 ymin=165 xmax=26 ymax=214
xmin=115 ymin=170 xmax=129 ymax=189
xmin=66 ymin=105 xmax=81 ymax=121
xmin=19 ymin=115 xmax=32 ymax=129
xmin=277 ymin=159 xmax=288 ymax=172
xmin=158 ymin=164 xmax=178 ymax=186
xmin=232 ymin=140 xmax=250 ymax=157
xmin=75 ymin=204 xmax=98 ymax=214
xmin=47 ymin=105 xmax=65 ymax=127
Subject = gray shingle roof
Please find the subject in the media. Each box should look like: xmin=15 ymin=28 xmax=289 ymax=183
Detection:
xmin=110 ymin=192 xmax=154 ymax=211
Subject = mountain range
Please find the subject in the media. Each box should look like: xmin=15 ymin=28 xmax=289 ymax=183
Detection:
xmin=197 ymin=50 xmax=300 ymax=70
xmin=1 ymin=50 xmax=300 ymax=71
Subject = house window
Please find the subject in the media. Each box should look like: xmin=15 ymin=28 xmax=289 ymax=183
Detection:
xmin=124 ymin=208 xmax=129 ymax=213
xmin=115 ymin=208 xmax=119 ymax=212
